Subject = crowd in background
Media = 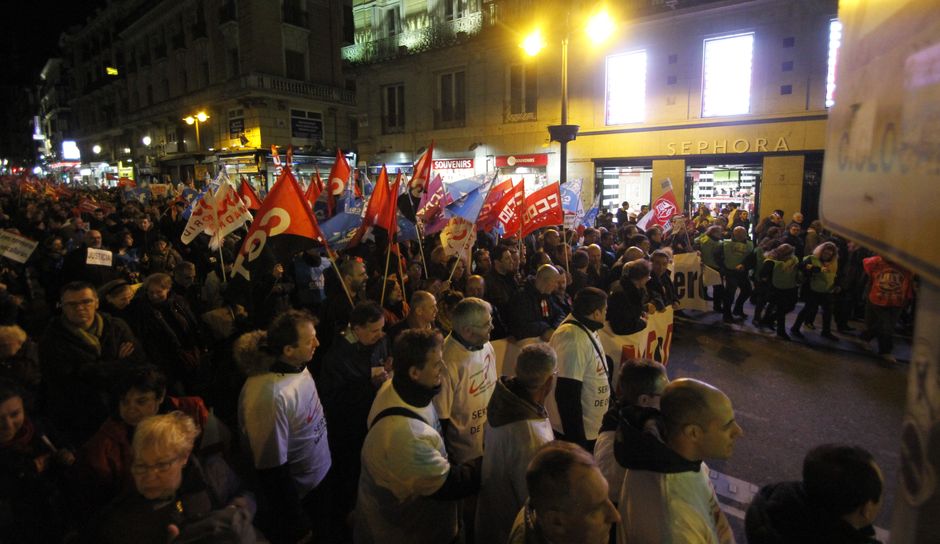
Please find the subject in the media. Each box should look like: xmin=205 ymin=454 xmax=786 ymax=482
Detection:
xmin=0 ymin=177 xmax=911 ymax=543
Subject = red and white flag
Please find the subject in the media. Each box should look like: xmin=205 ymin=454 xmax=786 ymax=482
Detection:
xmin=239 ymin=177 xmax=263 ymax=211
xmin=327 ymin=149 xmax=351 ymax=216
xmin=477 ymin=178 xmax=513 ymax=232
xmin=521 ymin=182 xmax=564 ymax=238
xmin=408 ymin=142 xmax=434 ymax=193
xmin=495 ymin=181 xmax=525 ymax=235
xmin=441 ymin=217 xmax=477 ymax=257
xmin=637 ymin=179 xmax=680 ymax=233
xmin=211 ymin=181 xmax=252 ymax=249
xmin=232 ymin=168 xmax=327 ymax=280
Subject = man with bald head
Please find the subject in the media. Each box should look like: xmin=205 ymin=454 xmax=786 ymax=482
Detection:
xmin=615 ymin=378 xmax=742 ymax=544
xmin=508 ymin=264 xmax=565 ymax=341
xmin=386 ymin=290 xmax=438 ymax=347
xmin=465 ymin=274 xmax=485 ymax=298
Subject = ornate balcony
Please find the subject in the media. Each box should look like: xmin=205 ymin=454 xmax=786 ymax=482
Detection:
xmin=342 ymin=12 xmax=483 ymax=65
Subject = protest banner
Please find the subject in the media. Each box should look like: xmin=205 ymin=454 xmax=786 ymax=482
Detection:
xmin=598 ymin=307 xmax=674 ymax=387
xmin=671 ymin=252 xmax=723 ymax=312
xmin=0 ymin=230 xmax=38 ymax=264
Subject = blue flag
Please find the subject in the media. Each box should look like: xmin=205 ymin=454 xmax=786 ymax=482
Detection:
xmin=444 ymin=174 xmax=487 ymax=202
xmin=445 ymin=175 xmax=495 ymax=223
xmin=397 ymin=215 xmax=418 ymax=242
xmin=580 ymin=195 xmax=601 ymax=227
xmin=561 ymin=184 xmax=582 ymax=214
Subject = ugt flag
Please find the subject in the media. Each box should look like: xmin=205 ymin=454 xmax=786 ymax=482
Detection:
xmin=232 ymin=168 xmax=326 ymax=281
xmin=521 ymin=182 xmax=564 ymax=238
xmin=637 ymin=178 xmax=680 ymax=233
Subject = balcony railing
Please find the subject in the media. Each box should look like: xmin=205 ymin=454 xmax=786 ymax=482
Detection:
xmin=433 ymin=108 xmax=466 ymax=130
xmin=342 ymin=12 xmax=482 ymax=65
xmin=381 ymin=116 xmax=405 ymax=135
xmin=226 ymin=73 xmax=356 ymax=105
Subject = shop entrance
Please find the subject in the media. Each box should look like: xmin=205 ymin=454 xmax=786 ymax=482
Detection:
xmin=594 ymin=164 xmax=653 ymax=221
xmin=685 ymin=163 xmax=762 ymax=219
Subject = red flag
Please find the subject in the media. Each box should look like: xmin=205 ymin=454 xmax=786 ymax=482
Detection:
xmin=270 ymin=145 xmax=282 ymax=168
xmin=637 ymin=183 xmax=680 ymax=233
xmin=495 ymin=181 xmax=525 ymax=235
xmin=232 ymin=167 xmax=327 ymax=280
xmin=350 ymin=166 xmax=392 ymax=247
xmin=521 ymin=182 xmax=564 ymax=238
xmin=408 ymin=142 xmax=434 ymax=192
xmin=327 ymin=148 xmax=351 ymax=215
xmin=353 ymin=169 xmax=364 ymax=199
xmin=477 ymin=178 xmax=514 ymax=232
xmin=306 ymin=167 xmax=324 ymax=209
xmin=238 ymin=177 xmax=263 ymax=210
xmin=381 ymin=173 xmax=402 ymax=236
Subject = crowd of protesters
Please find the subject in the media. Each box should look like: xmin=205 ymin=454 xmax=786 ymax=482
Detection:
xmin=0 ymin=177 xmax=907 ymax=543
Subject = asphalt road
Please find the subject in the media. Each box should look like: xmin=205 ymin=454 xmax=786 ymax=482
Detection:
xmin=666 ymin=315 xmax=908 ymax=540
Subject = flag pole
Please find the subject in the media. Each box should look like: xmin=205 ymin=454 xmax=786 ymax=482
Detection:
xmin=409 ymin=190 xmax=430 ymax=279
xmin=326 ymin=249 xmax=355 ymax=307
xmin=218 ymin=245 xmax=228 ymax=284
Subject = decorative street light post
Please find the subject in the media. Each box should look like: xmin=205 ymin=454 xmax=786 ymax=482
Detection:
xmin=523 ymin=7 xmax=614 ymax=186
xmin=183 ymin=111 xmax=210 ymax=151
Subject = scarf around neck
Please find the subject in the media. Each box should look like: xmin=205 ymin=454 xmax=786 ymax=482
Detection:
xmin=62 ymin=313 xmax=105 ymax=356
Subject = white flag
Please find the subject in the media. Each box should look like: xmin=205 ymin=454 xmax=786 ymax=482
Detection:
xmin=211 ymin=181 xmax=253 ymax=249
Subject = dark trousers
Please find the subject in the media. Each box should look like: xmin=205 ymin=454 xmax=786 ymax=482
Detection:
xmin=723 ymin=271 xmax=752 ymax=317
xmin=771 ymin=287 xmax=798 ymax=333
xmin=862 ymin=302 xmax=902 ymax=354
xmin=794 ymin=290 xmax=833 ymax=333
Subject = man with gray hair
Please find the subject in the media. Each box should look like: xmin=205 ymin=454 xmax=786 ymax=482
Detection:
xmin=508 ymin=264 xmax=565 ymax=341
xmin=475 ymin=343 xmax=558 ymax=543
xmin=434 ymin=297 xmax=498 ymax=464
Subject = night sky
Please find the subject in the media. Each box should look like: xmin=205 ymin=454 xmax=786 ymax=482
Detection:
xmin=1 ymin=1 xmax=106 ymax=86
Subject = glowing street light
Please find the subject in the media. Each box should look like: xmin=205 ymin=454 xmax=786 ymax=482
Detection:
xmin=521 ymin=7 xmax=615 ymax=186
xmin=183 ymin=111 xmax=211 ymax=151
xmin=142 ymin=135 xmax=152 ymax=146
xmin=92 ymin=144 xmax=102 ymax=154
xmin=521 ymin=29 xmax=546 ymax=57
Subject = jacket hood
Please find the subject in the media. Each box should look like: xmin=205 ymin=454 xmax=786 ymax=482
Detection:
xmin=746 ymin=481 xmax=881 ymax=544
xmin=487 ymin=377 xmax=547 ymax=428
xmin=612 ymin=404 xmax=700 ymax=473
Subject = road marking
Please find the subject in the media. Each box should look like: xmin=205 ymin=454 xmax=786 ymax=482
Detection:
xmin=710 ymin=469 xmax=890 ymax=540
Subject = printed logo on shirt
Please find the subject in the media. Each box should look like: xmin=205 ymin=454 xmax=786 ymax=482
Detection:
xmin=468 ymin=354 xmax=495 ymax=396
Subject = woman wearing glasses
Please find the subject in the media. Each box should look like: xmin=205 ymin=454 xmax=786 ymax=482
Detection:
xmin=87 ymin=411 xmax=256 ymax=543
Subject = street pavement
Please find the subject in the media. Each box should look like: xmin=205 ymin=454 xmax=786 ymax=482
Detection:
xmin=666 ymin=309 xmax=908 ymax=542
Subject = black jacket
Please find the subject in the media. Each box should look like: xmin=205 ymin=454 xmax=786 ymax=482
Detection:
xmin=607 ymin=282 xmax=648 ymax=336
xmin=745 ymin=481 xmax=882 ymax=544
xmin=647 ymin=271 xmax=678 ymax=311
xmin=39 ymin=312 xmax=144 ymax=443
xmin=507 ymin=281 xmax=563 ymax=340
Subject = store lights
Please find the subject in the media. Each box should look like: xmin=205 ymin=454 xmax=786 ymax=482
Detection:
xmin=606 ymin=50 xmax=647 ymax=124
xmin=702 ymin=33 xmax=754 ymax=117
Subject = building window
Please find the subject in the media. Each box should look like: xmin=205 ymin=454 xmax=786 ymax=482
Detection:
xmin=782 ymin=36 xmax=795 ymax=48
xmin=382 ymin=83 xmax=405 ymax=134
xmin=780 ymin=85 xmax=792 ymax=95
xmin=226 ymin=47 xmax=240 ymax=79
xmin=290 ymin=109 xmax=324 ymax=143
xmin=228 ymin=108 xmax=245 ymax=140
xmin=385 ymin=7 xmax=401 ymax=37
xmin=507 ymin=63 xmax=537 ymax=121
xmin=285 ymin=49 xmax=306 ymax=80
xmin=782 ymin=60 xmax=793 ymax=71
xmin=826 ymin=19 xmax=842 ymax=108
xmin=437 ymin=70 xmax=466 ymax=127
xmin=702 ymin=33 xmax=754 ymax=117
xmin=606 ymin=50 xmax=647 ymax=125
xmin=444 ymin=0 xmax=469 ymax=21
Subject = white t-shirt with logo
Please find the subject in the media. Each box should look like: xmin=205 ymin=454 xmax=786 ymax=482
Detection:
xmin=546 ymin=319 xmax=610 ymax=441
xmin=238 ymin=367 xmax=332 ymax=496
xmin=434 ymin=336 xmax=498 ymax=464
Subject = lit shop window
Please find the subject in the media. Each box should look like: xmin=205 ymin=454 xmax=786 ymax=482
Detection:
xmin=826 ymin=19 xmax=842 ymax=108
xmin=702 ymin=33 xmax=754 ymax=117
xmin=606 ymin=50 xmax=647 ymax=125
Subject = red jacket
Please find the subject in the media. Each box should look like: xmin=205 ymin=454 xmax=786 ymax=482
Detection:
xmin=863 ymin=256 xmax=914 ymax=307
xmin=78 ymin=396 xmax=209 ymax=506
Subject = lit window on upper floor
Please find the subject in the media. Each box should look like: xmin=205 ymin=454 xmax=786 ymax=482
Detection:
xmin=826 ymin=19 xmax=842 ymax=108
xmin=702 ymin=33 xmax=754 ymax=117
xmin=606 ymin=50 xmax=647 ymax=125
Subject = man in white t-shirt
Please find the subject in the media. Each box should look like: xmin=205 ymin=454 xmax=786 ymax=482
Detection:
xmin=546 ymin=287 xmax=611 ymax=451
xmin=617 ymin=378 xmax=743 ymax=544
xmin=355 ymin=329 xmax=481 ymax=544
xmin=434 ymin=297 xmax=498 ymax=464
xmin=235 ymin=309 xmax=334 ymax=543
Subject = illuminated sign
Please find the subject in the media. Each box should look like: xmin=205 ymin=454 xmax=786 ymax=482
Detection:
xmin=432 ymin=158 xmax=474 ymax=170
xmin=62 ymin=140 xmax=81 ymax=160
xmin=495 ymin=154 xmax=548 ymax=168
xmin=106 ymin=67 xmax=119 ymax=76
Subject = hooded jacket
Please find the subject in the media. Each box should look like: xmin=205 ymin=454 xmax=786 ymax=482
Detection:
xmin=613 ymin=405 xmax=733 ymax=544
xmin=475 ymin=378 xmax=554 ymax=544
xmin=745 ymin=481 xmax=881 ymax=544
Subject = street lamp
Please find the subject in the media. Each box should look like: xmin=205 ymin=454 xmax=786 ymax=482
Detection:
xmin=523 ymin=7 xmax=614 ymax=185
xmin=92 ymin=144 xmax=102 ymax=155
xmin=183 ymin=111 xmax=210 ymax=151
xmin=142 ymin=135 xmax=152 ymax=146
